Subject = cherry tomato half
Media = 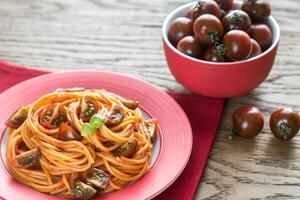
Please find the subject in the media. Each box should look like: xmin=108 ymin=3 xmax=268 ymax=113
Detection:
xmin=189 ymin=0 xmax=221 ymax=21
xmin=106 ymin=104 xmax=124 ymax=126
xmin=193 ymin=14 xmax=224 ymax=45
xmin=242 ymin=0 xmax=271 ymax=21
xmin=168 ymin=17 xmax=193 ymax=45
xmin=203 ymin=45 xmax=226 ymax=62
xmin=250 ymin=24 xmax=272 ymax=51
xmin=223 ymin=30 xmax=252 ymax=61
xmin=232 ymin=106 xmax=264 ymax=138
xmin=222 ymin=10 xmax=252 ymax=33
xmin=39 ymin=104 xmax=66 ymax=129
xmin=214 ymin=0 xmax=234 ymax=11
xmin=80 ymin=96 xmax=99 ymax=122
xmin=269 ymin=108 xmax=300 ymax=140
xmin=248 ymin=38 xmax=262 ymax=58
xmin=177 ymin=36 xmax=204 ymax=58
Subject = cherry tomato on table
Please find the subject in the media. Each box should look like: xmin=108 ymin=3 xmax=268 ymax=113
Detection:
xmin=188 ymin=0 xmax=221 ymax=21
xmin=222 ymin=10 xmax=252 ymax=33
xmin=193 ymin=14 xmax=224 ymax=45
xmin=168 ymin=17 xmax=193 ymax=45
xmin=248 ymin=38 xmax=262 ymax=58
xmin=223 ymin=30 xmax=252 ymax=61
xmin=269 ymin=108 xmax=300 ymax=140
xmin=242 ymin=0 xmax=271 ymax=21
xmin=232 ymin=106 xmax=264 ymax=138
xmin=250 ymin=24 xmax=272 ymax=51
xmin=177 ymin=36 xmax=204 ymax=58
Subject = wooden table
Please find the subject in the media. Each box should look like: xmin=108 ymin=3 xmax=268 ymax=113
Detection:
xmin=0 ymin=0 xmax=299 ymax=199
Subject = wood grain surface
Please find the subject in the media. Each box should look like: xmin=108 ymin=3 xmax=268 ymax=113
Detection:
xmin=0 ymin=0 xmax=300 ymax=199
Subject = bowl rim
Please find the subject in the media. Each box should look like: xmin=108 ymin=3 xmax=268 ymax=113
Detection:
xmin=162 ymin=1 xmax=280 ymax=66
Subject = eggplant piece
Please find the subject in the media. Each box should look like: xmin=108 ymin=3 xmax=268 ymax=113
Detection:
xmin=86 ymin=168 xmax=109 ymax=189
xmin=121 ymin=100 xmax=139 ymax=110
xmin=114 ymin=138 xmax=137 ymax=158
xmin=73 ymin=181 xmax=97 ymax=200
xmin=5 ymin=107 xmax=28 ymax=129
xmin=105 ymin=104 xmax=124 ymax=126
xmin=145 ymin=120 xmax=158 ymax=143
xmin=13 ymin=148 xmax=40 ymax=168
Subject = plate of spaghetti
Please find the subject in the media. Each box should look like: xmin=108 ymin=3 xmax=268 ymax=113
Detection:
xmin=0 ymin=71 xmax=192 ymax=200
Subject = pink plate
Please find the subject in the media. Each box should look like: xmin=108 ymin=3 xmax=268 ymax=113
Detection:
xmin=0 ymin=71 xmax=192 ymax=200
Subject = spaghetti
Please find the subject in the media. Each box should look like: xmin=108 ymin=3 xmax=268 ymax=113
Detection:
xmin=6 ymin=88 xmax=157 ymax=199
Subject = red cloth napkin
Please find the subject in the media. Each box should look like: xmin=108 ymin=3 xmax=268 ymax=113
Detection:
xmin=0 ymin=61 xmax=224 ymax=200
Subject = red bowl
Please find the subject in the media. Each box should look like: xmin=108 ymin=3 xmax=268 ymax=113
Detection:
xmin=162 ymin=1 xmax=280 ymax=98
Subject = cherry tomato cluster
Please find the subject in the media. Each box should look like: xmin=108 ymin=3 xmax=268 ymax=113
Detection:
xmin=168 ymin=0 xmax=272 ymax=62
xmin=232 ymin=106 xmax=300 ymax=141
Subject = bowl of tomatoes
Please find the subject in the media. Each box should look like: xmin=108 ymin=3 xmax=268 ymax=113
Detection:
xmin=162 ymin=0 xmax=280 ymax=98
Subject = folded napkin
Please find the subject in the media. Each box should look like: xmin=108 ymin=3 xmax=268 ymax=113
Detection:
xmin=0 ymin=61 xmax=224 ymax=200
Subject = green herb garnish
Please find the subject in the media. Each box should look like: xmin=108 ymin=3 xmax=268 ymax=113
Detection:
xmin=80 ymin=123 xmax=97 ymax=136
xmin=80 ymin=114 xmax=107 ymax=136
xmin=90 ymin=114 xmax=107 ymax=128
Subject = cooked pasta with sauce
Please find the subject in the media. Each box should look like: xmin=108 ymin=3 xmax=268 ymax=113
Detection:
xmin=5 ymin=88 xmax=158 ymax=199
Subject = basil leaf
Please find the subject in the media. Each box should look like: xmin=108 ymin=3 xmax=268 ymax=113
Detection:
xmin=80 ymin=123 xmax=97 ymax=136
xmin=90 ymin=114 xmax=107 ymax=128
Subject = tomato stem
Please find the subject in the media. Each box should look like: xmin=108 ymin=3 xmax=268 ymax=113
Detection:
xmin=194 ymin=1 xmax=203 ymax=9
xmin=208 ymin=31 xmax=220 ymax=44
xmin=228 ymin=127 xmax=237 ymax=140
xmin=214 ymin=44 xmax=226 ymax=56
xmin=221 ymin=9 xmax=227 ymax=19
xmin=247 ymin=0 xmax=257 ymax=4
xmin=279 ymin=123 xmax=291 ymax=140
xmin=229 ymin=12 xmax=242 ymax=24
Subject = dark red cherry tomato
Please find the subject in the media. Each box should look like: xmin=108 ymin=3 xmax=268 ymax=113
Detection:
xmin=269 ymin=108 xmax=300 ymax=140
xmin=203 ymin=45 xmax=226 ymax=62
xmin=80 ymin=96 xmax=98 ymax=122
xmin=193 ymin=14 xmax=224 ymax=45
xmin=222 ymin=10 xmax=252 ymax=33
xmin=59 ymin=123 xmax=82 ymax=141
xmin=250 ymin=24 xmax=272 ymax=51
xmin=168 ymin=17 xmax=193 ymax=45
xmin=242 ymin=0 xmax=271 ymax=21
xmin=214 ymin=0 xmax=234 ymax=11
xmin=40 ymin=104 xmax=66 ymax=129
xmin=190 ymin=0 xmax=221 ymax=21
xmin=177 ymin=36 xmax=204 ymax=58
xmin=232 ymin=106 xmax=264 ymax=138
xmin=248 ymin=39 xmax=262 ymax=58
xmin=223 ymin=30 xmax=252 ymax=61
